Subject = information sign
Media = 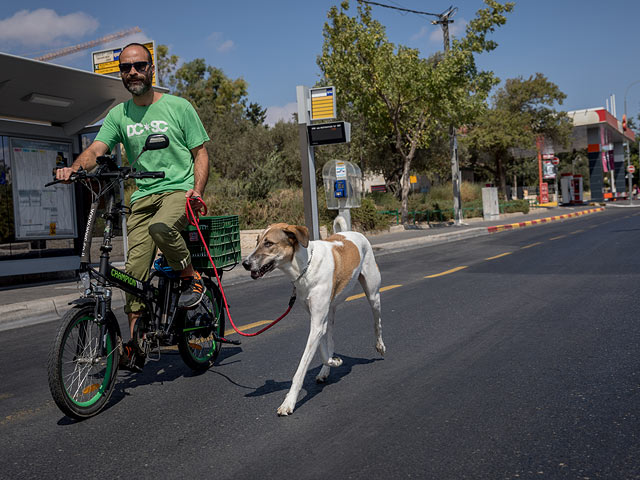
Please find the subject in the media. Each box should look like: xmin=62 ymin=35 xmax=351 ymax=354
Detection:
xmin=310 ymin=86 xmax=336 ymax=120
xmin=543 ymin=160 xmax=556 ymax=179
xmin=10 ymin=138 xmax=77 ymax=240
xmin=307 ymin=121 xmax=351 ymax=146
xmin=92 ymin=41 xmax=156 ymax=85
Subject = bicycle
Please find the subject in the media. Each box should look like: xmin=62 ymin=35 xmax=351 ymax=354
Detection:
xmin=46 ymin=134 xmax=237 ymax=419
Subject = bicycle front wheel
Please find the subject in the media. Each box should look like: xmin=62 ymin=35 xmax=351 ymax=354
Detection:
xmin=177 ymin=278 xmax=225 ymax=371
xmin=47 ymin=305 xmax=120 ymax=419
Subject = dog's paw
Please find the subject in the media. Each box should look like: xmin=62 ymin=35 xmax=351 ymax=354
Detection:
xmin=277 ymin=400 xmax=295 ymax=416
xmin=316 ymin=365 xmax=330 ymax=383
xmin=327 ymin=356 xmax=342 ymax=367
xmin=277 ymin=402 xmax=293 ymax=417
xmin=376 ymin=340 xmax=386 ymax=356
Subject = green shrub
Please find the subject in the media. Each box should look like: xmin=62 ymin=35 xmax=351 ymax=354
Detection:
xmin=501 ymin=199 xmax=530 ymax=214
xmin=368 ymin=191 xmax=400 ymax=211
xmin=350 ymin=197 xmax=391 ymax=232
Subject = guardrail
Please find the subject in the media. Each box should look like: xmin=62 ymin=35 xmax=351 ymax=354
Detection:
xmin=379 ymin=202 xmax=525 ymax=225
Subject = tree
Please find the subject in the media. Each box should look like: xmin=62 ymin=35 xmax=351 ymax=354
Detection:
xmin=245 ymin=102 xmax=267 ymax=127
xmin=155 ymin=44 xmax=179 ymax=91
xmin=318 ymin=0 xmax=513 ymax=223
xmin=173 ymin=58 xmax=249 ymax=114
xmin=462 ymin=73 xmax=572 ymax=196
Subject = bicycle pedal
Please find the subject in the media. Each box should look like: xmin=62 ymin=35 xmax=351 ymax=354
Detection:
xmin=218 ymin=336 xmax=241 ymax=346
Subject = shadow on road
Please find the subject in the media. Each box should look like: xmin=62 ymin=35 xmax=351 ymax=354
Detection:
xmin=244 ymin=354 xmax=383 ymax=410
xmin=55 ymin=345 xmax=244 ymax=425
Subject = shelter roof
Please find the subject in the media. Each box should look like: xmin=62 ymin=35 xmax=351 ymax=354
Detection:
xmin=0 ymin=52 xmax=166 ymax=135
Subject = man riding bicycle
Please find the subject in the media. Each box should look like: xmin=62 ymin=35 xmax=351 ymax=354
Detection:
xmin=56 ymin=43 xmax=210 ymax=371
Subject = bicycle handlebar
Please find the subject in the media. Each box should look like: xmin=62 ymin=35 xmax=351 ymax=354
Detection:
xmin=45 ymin=160 xmax=165 ymax=187
xmin=131 ymin=171 xmax=165 ymax=179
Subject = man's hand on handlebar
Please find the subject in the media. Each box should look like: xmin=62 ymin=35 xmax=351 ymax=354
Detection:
xmin=55 ymin=166 xmax=78 ymax=183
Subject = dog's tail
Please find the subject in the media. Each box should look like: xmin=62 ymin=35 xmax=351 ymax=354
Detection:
xmin=333 ymin=214 xmax=348 ymax=233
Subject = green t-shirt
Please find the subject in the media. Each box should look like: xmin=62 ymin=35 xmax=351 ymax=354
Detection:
xmin=95 ymin=94 xmax=209 ymax=204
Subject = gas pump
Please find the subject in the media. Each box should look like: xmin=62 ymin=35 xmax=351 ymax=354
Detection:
xmin=322 ymin=160 xmax=363 ymax=231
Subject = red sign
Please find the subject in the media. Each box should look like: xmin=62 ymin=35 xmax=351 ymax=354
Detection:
xmin=552 ymin=157 xmax=560 ymax=165
xmin=627 ymin=164 xmax=635 ymax=173
xmin=540 ymin=182 xmax=549 ymax=203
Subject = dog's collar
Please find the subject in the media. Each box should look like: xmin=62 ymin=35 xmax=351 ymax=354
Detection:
xmin=293 ymin=247 xmax=313 ymax=283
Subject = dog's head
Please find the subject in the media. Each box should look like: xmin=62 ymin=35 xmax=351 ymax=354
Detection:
xmin=242 ymin=223 xmax=309 ymax=279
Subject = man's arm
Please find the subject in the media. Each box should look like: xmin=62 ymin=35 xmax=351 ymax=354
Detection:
xmin=185 ymin=143 xmax=209 ymax=198
xmin=55 ymin=140 xmax=110 ymax=181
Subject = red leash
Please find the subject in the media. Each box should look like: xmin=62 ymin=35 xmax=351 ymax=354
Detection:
xmin=185 ymin=198 xmax=294 ymax=337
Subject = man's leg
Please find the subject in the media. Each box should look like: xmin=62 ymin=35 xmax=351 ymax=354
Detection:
xmin=146 ymin=191 xmax=205 ymax=308
xmin=125 ymin=195 xmax=159 ymax=337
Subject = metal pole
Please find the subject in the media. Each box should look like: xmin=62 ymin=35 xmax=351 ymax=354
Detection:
xmin=296 ymin=86 xmax=320 ymax=240
xmin=434 ymin=11 xmax=462 ymax=225
xmin=536 ymin=136 xmax=543 ymax=203
xmin=116 ymin=144 xmax=128 ymax=263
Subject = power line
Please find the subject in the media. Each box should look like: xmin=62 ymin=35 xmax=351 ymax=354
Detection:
xmin=358 ymin=0 xmax=451 ymax=20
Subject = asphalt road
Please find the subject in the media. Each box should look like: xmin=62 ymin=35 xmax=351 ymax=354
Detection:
xmin=1 ymin=207 xmax=639 ymax=479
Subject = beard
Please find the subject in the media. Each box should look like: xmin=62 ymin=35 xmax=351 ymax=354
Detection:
xmin=123 ymin=72 xmax=152 ymax=96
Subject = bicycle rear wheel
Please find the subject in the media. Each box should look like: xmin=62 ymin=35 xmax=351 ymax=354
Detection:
xmin=177 ymin=278 xmax=225 ymax=371
xmin=47 ymin=305 xmax=120 ymax=419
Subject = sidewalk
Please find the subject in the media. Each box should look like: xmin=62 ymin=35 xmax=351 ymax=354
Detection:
xmin=0 ymin=204 xmax=607 ymax=332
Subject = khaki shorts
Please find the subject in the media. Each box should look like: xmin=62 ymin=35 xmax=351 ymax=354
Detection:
xmin=124 ymin=190 xmax=190 ymax=313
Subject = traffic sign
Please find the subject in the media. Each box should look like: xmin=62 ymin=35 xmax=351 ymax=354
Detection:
xmin=627 ymin=164 xmax=635 ymax=174
xmin=552 ymin=157 xmax=560 ymax=165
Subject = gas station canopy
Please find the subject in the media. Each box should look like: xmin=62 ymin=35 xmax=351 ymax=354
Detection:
xmin=0 ymin=52 xmax=132 ymax=135
xmin=568 ymin=107 xmax=635 ymax=149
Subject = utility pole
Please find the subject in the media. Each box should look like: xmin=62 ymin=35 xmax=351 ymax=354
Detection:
xmin=431 ymin=7 xmax=462 ymax=225
xmin=360 ymin=1 xmax=463 ymax=224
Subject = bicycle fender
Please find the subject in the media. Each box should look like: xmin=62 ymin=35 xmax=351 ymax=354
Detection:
xmin=70 ymin=297 xmax=95 ymax=306
xmin=68 ymin=298 xmax=122 ymax=340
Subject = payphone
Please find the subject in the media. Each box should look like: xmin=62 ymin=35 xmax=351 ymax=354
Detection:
xmin=322 ymin=160 xmax=362 ymax=231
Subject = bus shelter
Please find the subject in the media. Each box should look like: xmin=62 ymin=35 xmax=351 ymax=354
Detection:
xmin=0 ymin=52 xmax=132 ymax=277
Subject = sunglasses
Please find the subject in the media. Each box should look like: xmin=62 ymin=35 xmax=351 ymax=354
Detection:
xmin=119 ymin=61 xmax=151 ymax=74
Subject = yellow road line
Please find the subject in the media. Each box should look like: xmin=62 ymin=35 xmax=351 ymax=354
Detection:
xmin=225 ymin=320 xmax=273 ymax=336
xmin=346 ymin=284 xmax=402 ymax=301
xmin=485 ymin=252 xmax=512 ymax=260
xmin=550 ymin=235 xmax=566 ymax=240
xmin=521 ymin=242 xmax=542 ymax=249
xmin=425 ymin=266 xmax=468 ymax=278
xmin=570 ymin=229 xmax=585 ymax=234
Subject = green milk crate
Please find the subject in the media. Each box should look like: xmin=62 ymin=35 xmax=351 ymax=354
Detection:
xmin=182 ymin=215 xmax=241 ymax=271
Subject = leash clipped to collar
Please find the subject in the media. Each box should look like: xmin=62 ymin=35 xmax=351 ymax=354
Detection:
xmin=185 ymin=198 xmax=295 ymax=338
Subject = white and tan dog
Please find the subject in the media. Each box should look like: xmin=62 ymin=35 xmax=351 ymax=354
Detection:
xmin=242 ymin=221 xmax=385 ymax=416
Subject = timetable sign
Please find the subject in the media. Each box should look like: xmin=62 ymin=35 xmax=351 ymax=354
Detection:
xmin=310 ymin=86 xmax=337 ymax=120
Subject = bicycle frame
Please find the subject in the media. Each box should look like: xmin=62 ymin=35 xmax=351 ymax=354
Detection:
xmin=80 ymin=185 xmax=184 ymax=342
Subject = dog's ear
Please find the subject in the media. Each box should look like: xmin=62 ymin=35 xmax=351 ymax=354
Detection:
xmin=284 ymin=225 xmax=310 ymax=248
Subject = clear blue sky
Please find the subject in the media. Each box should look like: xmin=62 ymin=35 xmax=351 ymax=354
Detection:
xmin=1 ymin=1 xmax=639 ymax=126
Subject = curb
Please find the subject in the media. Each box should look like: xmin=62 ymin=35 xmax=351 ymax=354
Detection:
xmin=373 ymin=227 xmax=488 ymax=254
xmin=0 ymin=290 xmax=126 ymax=333
xmin=486 ymin=207 xmax=604 ymax=233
